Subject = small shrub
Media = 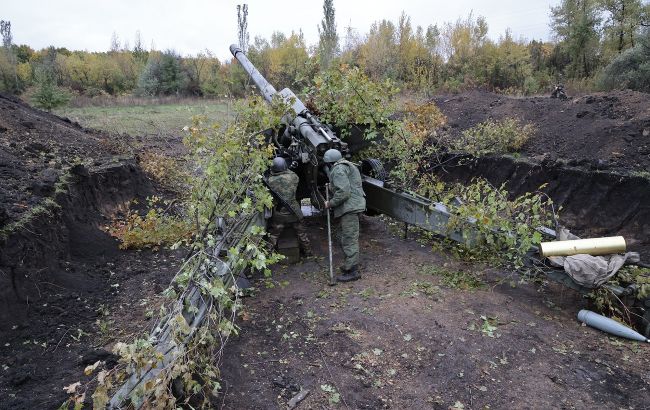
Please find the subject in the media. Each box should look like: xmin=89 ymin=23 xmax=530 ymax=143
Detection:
xmin=588 ymin=266 xmax=650 ymax=328
xmin=523 ymin=76 xmax=540 ymax=95
xmin=30 ymin=78 xmax=70 ymax=111
xmin=139 ymin=152 xmax=188 ymax=192
xmin=442 ymin=77 xmax=464 ymax=94
xmin=449 ymin=118 xmax=535 ymax=156
xmin=368 ymin=101 xmax=447 ymax=188
xmin=107 ymin=197 xmax=193 ymax=250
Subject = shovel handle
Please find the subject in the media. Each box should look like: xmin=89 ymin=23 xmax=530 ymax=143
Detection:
xmin=325 ymin=184 xmax=335 ymax=286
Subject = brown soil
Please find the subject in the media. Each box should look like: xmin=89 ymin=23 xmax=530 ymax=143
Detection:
xmin=220 ymin=216 xmax=650 ymax=409
xmin=2 ymin=89 xmax=649 ymax=410
xmin=0 ymin=93 xmax=183 ymax=409
xmin=0 ymin=93 xmax=125 ymax=227
xmin=0 ymin=248 xmax=183 ymax=409
xmin=433 ymin=90 xmax=650 ymax=174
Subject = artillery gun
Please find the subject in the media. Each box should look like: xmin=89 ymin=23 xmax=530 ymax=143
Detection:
xmin=231 ymin=45 xmax=650 ymax=338
xmin=108 ymin=46 xmax=649 ymax=408
xmin=230 ymin=44 xmax=353 ymax=209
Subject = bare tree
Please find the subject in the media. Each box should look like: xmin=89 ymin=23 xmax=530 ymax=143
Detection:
xmin=237 ymin=4 xmax=250 ymax=53
xmin=110 ymin=31 xmax=120 ymax=52
xmin=0 ymin=20 xmax=12 ymax=49
xmin=133 ymin=30 xmax=147 ymax=61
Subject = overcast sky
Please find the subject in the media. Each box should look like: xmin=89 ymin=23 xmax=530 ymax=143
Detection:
xmin=4 ymin=0 xmax=561 ymax=60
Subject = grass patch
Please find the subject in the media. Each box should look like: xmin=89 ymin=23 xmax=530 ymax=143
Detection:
xmin=0 ymin=198 xmax=61 ymax=240
xmin=54 ymin=100 xmax=231 ymax=136
xmin=401 ymin=281 xmax=442 ymax=299
xmin=419 ymin=265 xmax=485 ymax=290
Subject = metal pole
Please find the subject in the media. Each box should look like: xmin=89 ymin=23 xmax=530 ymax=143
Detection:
xmin=326 ymin=184 xmax=335 ymax=286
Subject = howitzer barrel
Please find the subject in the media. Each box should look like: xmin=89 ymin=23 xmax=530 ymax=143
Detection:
xmin=230 ymin=44 xmax=277 ymax=103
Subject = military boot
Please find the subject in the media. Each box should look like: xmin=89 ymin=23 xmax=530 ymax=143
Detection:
xmin=336 ymin=265 xmax=360 ymax=282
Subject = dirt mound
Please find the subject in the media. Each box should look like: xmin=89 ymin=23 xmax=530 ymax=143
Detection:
xmin=0 ymin=93 xmax=123 ymax=227
xmin=434 ymin=89 xmax=650 ymax=174
xmin=0 ymin=94 xmax=183 ymax=409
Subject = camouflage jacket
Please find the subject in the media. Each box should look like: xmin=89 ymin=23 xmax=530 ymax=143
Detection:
xmin=328 ymin=159 xmax=366 ymax=218
xmin=267 ymin=169 xmax=303 ymax=220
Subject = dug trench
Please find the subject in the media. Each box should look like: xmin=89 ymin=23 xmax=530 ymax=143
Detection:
xmin=433 ymin=154 xmax=650 ymax=258
xmin=0 ymin=159 xmax=183 ymax=408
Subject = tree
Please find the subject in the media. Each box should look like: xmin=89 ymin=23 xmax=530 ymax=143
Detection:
xmin=551 ymin=0 xmax=601 ymax=78
xmin=137 ymin=50 xmax=187 ymax=96
xmin=598 ymin=28 xmax=650 ymax=91
xmin=439 ymin=13 xmax=490 ymax=89
xmin=237 ymin=4 xmax=249 ymax=53
xmin=599 ymin=0 xmax=646 ymax=57
xmin=318 ymin=0 xmax=339 ymax=70
xmin=133 ymin=30 xmax=148 ymax=62
xmin=266 ymin=31 xmax=311 ymax=89
xmin=361 ymin=20 xmax=398 ymax=79
xmin=31 ymin=47 xmax=69 ymax=111
xmin=110 ymin=31 xmax=121 ymax=53
xmin=186 ymin=50 xmax=213 ymax=96
xmin=0 ymin=20 xmax=18 ymax=93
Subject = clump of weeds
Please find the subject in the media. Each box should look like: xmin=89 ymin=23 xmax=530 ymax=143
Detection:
xmin=419 ymin=265 xmax=485 ymax=290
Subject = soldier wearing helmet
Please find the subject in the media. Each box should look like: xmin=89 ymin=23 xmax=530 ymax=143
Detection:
xmin=323 ymin=149 xmax=366 ymax=282
xmin=266 ymin=157 xmax=312 ymax=257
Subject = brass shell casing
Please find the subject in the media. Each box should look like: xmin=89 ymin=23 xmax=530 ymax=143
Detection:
xmin=540 ymin=236 xmax=626 ymax=257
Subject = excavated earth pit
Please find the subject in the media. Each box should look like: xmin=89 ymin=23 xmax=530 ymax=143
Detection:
xmin=0 ymin=94 xmax=182 ymax=408
xmin=431 ymin=89 xmax=650 ymax=255
xmin=219 ymin=216 xmax=649 ymax=409
xmin=0 ymin=90 xmax=648 ymax=409
xmin=434 ymin=154 xmax=650 ymax=258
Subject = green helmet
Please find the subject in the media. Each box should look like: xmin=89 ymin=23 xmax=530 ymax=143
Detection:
xmin=323 ymin=149 xmax=342 ymax=163
xmin=271 ymin=157 xmax=288 ymax=173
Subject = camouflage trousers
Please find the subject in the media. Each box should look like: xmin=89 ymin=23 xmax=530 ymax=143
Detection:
xmin=268 ymin=218 xmax=311 ymax=253
xmin=336 ymin=212 xmax=360 ymax=271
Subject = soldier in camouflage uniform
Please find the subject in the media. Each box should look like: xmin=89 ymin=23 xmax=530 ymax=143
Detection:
xmin=267 ymin=157 xmax=312 ymax=256
xmin=323 ymin=149 xmax=366 ymax=282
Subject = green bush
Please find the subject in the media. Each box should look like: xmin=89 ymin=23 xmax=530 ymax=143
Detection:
xmin=523 ymin=76 xmax=540 ymax=95
xmin=448 ymin=118 xmax=535 ymax=157
xmin=447 ymin=178 xmax=556 ymax=268
xmin=30 ymin=74 xmax=70 ymax=111
xmin=597 ymin=30 xmax=650 ymax=93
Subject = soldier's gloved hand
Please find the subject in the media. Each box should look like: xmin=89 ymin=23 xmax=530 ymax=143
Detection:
xmin=324 ymin=201 xmax=330 ymax=209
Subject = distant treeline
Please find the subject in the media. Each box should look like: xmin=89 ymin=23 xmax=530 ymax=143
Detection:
xmin=1 ymin=0 xmax=649 ymax=102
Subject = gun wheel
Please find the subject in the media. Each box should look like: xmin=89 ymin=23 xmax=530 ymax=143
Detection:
xmin=361 ymin=158 xmax=387 ymax=182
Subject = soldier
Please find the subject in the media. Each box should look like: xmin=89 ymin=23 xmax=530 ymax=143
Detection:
xmin=323 ymin=149 xmax=366 ymax=282
xmin=266 ymin=157 xmax=312 ymax=257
